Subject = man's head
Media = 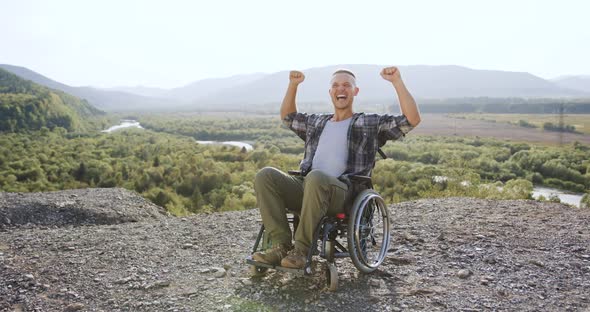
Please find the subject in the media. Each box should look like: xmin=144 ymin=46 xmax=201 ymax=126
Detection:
xmin=329 ymin=69 xmax=359 ymax=111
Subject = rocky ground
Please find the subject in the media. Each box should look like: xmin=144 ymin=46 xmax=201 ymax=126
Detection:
xmin=1 ymin=188 xmax=589 ymax=311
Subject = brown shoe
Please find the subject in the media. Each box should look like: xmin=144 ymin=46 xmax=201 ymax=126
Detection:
xmin=280 ymin=248 xmax=307 ymax=269
xmin=252 ymin=243 xmax=293 ymax=266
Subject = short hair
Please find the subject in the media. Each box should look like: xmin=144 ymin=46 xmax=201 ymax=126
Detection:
xmin=331 ymin=69 xmax=357 ymax=87
xmin=332 ymin=69 xmax=356 ymax=78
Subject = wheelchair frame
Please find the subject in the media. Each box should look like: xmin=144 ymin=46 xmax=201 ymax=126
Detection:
xmin=246 ymin=173 xmax=391 ymax=291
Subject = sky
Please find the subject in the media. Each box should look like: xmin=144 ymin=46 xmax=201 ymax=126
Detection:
xmin=1 ymin=0 xmax=589 ymax=88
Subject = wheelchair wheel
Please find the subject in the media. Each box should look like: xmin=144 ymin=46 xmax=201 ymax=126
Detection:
xmin=347 ymin=189 xmax=391 ymax=274
xmin=324 ymin=240 xmax=335 ymax=263
xmin=325 ymin=262 xmax=338 ymax=291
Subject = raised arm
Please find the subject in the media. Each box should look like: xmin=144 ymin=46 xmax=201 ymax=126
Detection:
xmin=280 ymin=70 xmax=305 ymax=120
xmin=380 ymin=66 xmax=421 ymax=127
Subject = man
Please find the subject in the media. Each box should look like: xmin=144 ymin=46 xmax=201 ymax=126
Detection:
xmin=253 ymin=66 xmax=421 ymax=269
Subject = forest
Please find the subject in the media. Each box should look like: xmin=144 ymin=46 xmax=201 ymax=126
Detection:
xmin=1 ymin=114 xmax=589 ymax=215
xmin=1 ymin=66 xmax=589 ymax=213
xmin=0 ymin=68 xmax=104 ymax=132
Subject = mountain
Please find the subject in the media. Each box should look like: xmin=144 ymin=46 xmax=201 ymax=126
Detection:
xmin=104 ymin=85 xmax=168 ymax=98
xmin=163 ymin=73 xmax=266 ymax=102
xmin=0 ymin=64 xmax=180 ymax=112
xmin=104 ymin=73 xmax=266 ymax=101
xmin=191 ymin=65 xmax=587 ymax=109
xmin=0 ymin=68 xmax=103 ymax=132
xmin=2 ymin=64 xmax=587 ymax=112
xmin=552 ymin=75 xmax=590 ymax=93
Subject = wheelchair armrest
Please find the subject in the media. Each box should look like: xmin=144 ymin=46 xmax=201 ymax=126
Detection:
xmin=288 ymin=170 xmax=303 ymax=176
xmin=348 ymin=175 xmax=372 ymax=185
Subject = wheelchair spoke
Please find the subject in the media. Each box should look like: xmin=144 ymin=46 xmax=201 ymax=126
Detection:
xmin=358 ymin=197 xmax=389 ymax=266
xmin=349 ymin=189 xmax=392 ymax=273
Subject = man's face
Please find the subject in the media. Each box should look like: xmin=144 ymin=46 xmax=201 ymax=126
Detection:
xmin=329 ymin=73 xmax=359 ymax=110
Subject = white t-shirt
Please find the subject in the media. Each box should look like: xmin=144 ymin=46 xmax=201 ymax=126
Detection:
xmin=311 ymin=117 xmax=351 ymax=177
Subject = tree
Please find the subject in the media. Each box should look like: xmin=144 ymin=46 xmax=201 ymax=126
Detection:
xmin=74 ymin=162 xmax=87 ymax=181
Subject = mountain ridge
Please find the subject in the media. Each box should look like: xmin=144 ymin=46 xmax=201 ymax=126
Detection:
xmin=2 ymin=63 xmax=587 ymax=112
xmin=551 ymin=75 xmax=590 ymax=93
xmin=0 ymin=64 xmax=181 ymax=112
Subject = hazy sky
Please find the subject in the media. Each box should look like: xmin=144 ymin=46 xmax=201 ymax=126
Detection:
xmin=1 ymin=0 xmax=588 ymax=88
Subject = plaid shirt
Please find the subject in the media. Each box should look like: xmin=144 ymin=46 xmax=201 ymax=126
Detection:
xmin=283 ymin=112 xmax=414 ymax=178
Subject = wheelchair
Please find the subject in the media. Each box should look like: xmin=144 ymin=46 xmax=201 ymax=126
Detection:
xmin=246 ymin=155 xmax=391 ymax=291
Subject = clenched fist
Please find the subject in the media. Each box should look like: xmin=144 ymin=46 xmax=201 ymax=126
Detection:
xmin=289 ymin=70 xmax=305 ymax=85
xmin=380 ymin=66 xmax=402 ymax=83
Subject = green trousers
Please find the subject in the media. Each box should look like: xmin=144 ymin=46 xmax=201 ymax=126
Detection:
xmin=254 ymin=167 xmax=349 ymax=252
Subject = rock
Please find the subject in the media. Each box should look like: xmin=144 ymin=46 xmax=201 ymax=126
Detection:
xmin=529 ymin=259 xmax=545 ymax=267
xmin=64 ymin=303 xmax=85 ymax=311
xmin=408 ymin=288 xmax=436 ymax=295
xmin=402 ymin=232 xmax=418 ymax=242
xmin=145 ymin=280 xmax=170 ymax=290
xmin=240 ymin=278 xmax=253 ymax=286
xmin=213 ymin=268 xmax=226 ymax=278
xmin=482 ymin=275 xmax=495 ymax=281
xmin=389 ymin=256 xmax=413 ymax=265
xmin=457 ymin=269 xmax=472 ymax=279
xmin=115 ymin=276 xmax=134 ymax=284
xmin=182 ymin=243 xmax=193 ymax=249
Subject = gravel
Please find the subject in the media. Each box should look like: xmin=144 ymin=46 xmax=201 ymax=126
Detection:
xmin=1 ymin=189 xmax=589 ymax=311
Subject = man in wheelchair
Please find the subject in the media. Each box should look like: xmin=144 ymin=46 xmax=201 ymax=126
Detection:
xmin=253 ymin=67 xmax=421 ymax=270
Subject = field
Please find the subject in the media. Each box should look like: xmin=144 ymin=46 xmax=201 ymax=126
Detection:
xmin=416 ymin=114 xmax=590 ymax=145
xmin=447 ymin=113 xmax=590 ymax=134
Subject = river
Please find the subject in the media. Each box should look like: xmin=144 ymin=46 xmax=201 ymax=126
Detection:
xmin=102 ymin=120 xmax=253 ymax=151
xmin=101 ymin=120 xmax=143 ymax=133
xmin=532 ymin=187 xmax=584 ymax=208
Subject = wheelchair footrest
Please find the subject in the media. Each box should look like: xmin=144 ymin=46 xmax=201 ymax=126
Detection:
xmin=246 ymin=256 xmax=307 ymax=276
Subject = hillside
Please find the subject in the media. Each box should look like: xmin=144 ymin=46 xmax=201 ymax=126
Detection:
xmin=0 ymin=64 xmax=178 ymax=112
xmin=1 ymin=188 xmax=589 ymax=311
xmin=0 ymin=68 xmax=103 ymax=132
